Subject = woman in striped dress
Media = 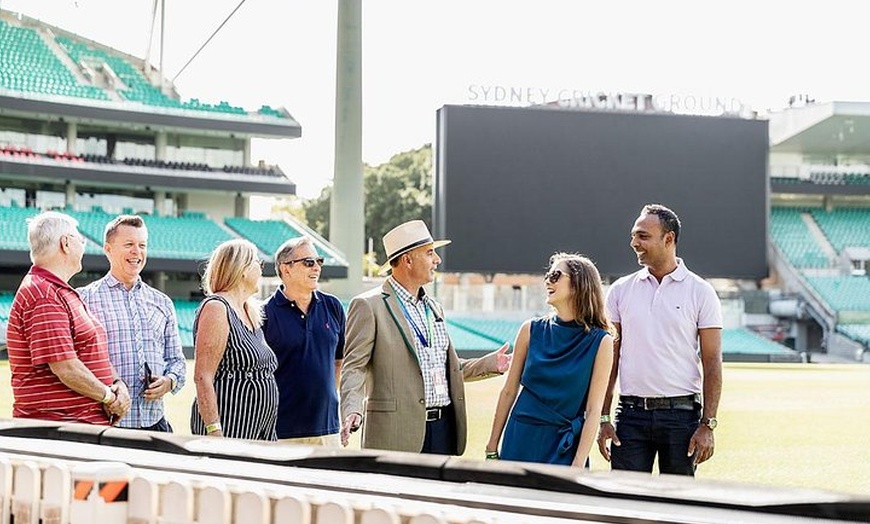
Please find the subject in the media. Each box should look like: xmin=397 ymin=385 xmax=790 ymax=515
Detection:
xmin=191 ymin=239 xmax=278 ymax=440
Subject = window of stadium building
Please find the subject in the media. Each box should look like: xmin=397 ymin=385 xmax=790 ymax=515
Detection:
xmin=115 ymin=142 xmax=156 ymax=161
xmin=0 ymin=130 xmax=65 ymax=153
xmin=76 ymin=193 xmax=157 ymax=215
xmin=165 ymin=145 xmax=242 ymax=168
xmin=0 ymin=188 xmax=26 ymax=207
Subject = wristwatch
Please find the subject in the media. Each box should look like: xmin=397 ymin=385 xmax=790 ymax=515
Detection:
xmin=701 ymin=416 xmax=718 ymax=430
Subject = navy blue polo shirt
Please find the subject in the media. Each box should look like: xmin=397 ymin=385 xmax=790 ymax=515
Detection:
xmin=263 ymin=288 xmax=346 ymax=439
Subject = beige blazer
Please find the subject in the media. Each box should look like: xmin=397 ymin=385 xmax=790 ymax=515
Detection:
xmin=340 ymin=280 xmax=501 ymax=454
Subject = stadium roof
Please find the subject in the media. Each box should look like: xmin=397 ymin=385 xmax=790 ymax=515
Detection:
xmin=769 ymin=101 xmax=870 ymax=155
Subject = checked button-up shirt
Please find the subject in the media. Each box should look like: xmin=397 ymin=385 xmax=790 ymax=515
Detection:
xmin=79 ymin=274 xmax=186 ymax=429
xmin=389 ymin=277 xmax=451 ymax=408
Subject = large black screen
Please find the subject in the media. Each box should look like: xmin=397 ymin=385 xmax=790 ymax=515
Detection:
xmin=434 ymin=105 xmax=769 ymax=279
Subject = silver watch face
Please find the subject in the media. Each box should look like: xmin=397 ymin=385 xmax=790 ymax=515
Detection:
xmin=706 ymin=417 xmax=718 ymax=430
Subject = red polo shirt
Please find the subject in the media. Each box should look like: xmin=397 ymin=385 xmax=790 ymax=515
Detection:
xmin=6 ymin=265 xmax=113 ymax=424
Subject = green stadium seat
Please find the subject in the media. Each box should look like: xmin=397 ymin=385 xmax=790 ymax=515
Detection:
xmin=64 ymin=209 xmax=235 ymax=260
xmin=837 ymin=324 xmax=870 ymax=345
xmin=721 ymin=327 xmax=797 ymax=356
xmin=804 ymin=276 xmax=870 ymax=312
xmin=809 ymin=208 xmax=870 ymax=252
xmin=769 ymin=208 xmax=830 ymax=268
xmin=0 ymin=20 xmax=109 ymax=101
xmin=224 ymin=217 xmax=344 ymax=266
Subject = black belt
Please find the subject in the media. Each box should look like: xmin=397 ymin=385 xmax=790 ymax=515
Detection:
xmin=620 ymin=394 xmax=698 ymax=411
xmin=425 ymin=407 xmax=445 ymax=422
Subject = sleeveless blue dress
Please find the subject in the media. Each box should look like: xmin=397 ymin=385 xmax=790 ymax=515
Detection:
xmin=500 ymin=317 xmax=606 ymax=465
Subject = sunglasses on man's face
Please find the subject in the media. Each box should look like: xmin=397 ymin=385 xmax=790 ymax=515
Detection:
xmin=283 ymin=257 xmax=325 ymax=268
xmin=544 ymin=268 xmax=565 ymax=285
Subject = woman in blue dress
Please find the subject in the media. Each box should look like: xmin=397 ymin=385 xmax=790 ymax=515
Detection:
xmin=486 ymin=253 xmax=614 ymax=466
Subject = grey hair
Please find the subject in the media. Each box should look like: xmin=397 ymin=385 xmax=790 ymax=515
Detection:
xmin=27 ymin=211 xmax=80 ymax=262
xmin=274 ymin=236 xmax=314 ymax=276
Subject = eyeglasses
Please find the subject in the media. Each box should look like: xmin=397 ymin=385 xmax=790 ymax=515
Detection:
xmin=282 ymin=257 xmax=325 ymax=268
xmin=544 ymin=269 xmax=565 ymax=284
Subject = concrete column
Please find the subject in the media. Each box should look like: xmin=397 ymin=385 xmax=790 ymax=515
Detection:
xmin=234 ymin=193 xmax=249 ymax=218
xmin=482 ymin=283 xmax=495 ymax=312
xmin=242 ymin=138 xmax=252 ymax=167
xmin=794 ymin=322 xmax=808 ymax=352
xmin=65 ymin=181 xmax=76 ymax=208
xmin=155 ymin=131 xmax=167 ymax=161
xmin=153 ymin=191 xmax=166 ymax=217
xmin=154 ymin=271 xmax=167 ymax=293
xmin=329 ymin=0 xmax=365 ymax=299
xmin=175 ymin=193 xmax=188 ymax=215
xmin=66 ymin=122 xmax=78 ymax=154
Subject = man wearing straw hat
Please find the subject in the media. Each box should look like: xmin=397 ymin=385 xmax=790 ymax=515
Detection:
xmin=340 ymin=219 xmax=511 ymax=454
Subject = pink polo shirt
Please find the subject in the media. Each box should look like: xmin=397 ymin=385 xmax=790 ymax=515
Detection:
xmin=605 ymin=258 xmax=721 ymax=397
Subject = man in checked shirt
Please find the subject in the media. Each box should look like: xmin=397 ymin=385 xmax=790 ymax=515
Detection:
xmin=79 ymin=215 xmax=186 ymax=431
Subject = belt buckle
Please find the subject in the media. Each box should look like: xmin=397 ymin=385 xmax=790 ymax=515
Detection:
xmin=642 ymin=397 xmax=651 ymax=410
xmin=426 ymin=408 xmax=440 ymax=422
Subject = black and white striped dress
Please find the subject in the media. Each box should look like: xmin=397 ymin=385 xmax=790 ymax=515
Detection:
xmin=190 ymin=295 xmax=279 ymax=441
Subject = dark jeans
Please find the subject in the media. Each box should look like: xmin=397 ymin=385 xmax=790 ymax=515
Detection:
xmin=611 ymin=403 xmax=700 ymax=476
xmin=421 ymin=405 xmax=457 ymax=455
xmin=134 ymin=417 xmax=173 ymax=433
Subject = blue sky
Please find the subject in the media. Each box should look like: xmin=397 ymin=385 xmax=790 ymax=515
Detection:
xmin=3 ymin=0 xmax=868 ymax=198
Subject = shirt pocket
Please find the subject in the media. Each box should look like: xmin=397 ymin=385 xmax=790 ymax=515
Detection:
xmin=144 ymin=307 xmax=169 ymax=347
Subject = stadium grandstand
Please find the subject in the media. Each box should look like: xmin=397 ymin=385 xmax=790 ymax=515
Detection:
xmin=1 ymin=9 xmax=868 ymax=366
xmin=0 ymin=9 xmax=348 ymax=355
xmin=766 ymin=100 xmax=870 ymax=362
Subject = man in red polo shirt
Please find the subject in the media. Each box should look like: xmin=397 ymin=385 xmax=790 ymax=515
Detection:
xmin=6 ymin=211 xmax=130 ymax=424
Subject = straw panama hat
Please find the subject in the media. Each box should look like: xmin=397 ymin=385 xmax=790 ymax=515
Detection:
xmin=378 ymin=220 xmax=451 ymax=276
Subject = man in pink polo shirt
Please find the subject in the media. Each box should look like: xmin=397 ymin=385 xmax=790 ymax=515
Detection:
xmin=597 ymin=204 xmax=722 ymax=476
xmin=6 ymin=211 xmax=131 ymax=425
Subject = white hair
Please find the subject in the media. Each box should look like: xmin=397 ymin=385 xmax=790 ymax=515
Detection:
xmin=27 ymin=211 xmax=79 ymax=262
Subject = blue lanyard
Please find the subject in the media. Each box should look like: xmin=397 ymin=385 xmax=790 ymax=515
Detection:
xmin=392 ymin=283 xmax=434 ymax=348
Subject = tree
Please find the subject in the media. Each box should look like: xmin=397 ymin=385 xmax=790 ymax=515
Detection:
xmin=302 ymin=144 xmax=432 ymax=264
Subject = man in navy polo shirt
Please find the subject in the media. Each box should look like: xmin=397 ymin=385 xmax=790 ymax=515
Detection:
xmin=263 ymin=236 xmax=345 ymax=446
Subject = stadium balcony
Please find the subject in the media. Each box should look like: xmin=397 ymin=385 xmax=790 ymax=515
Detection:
xmin=120 ymin=157 xmax=211 ymax=172
xmin=1 ymin=146 xmax=281 ymax=180
xmin=1 ymin=14 xmax=300 ymax=142
xmin=221 ymin=164 xmax=284 ymax=177
xmin=56 ymin=36 xmax=261 ymax=118
xmin=0 ymin=19 xmax=109 ymax=101
xmin=0 ymin=145 xmax=40 ymax=159
xmin=224 ymin=217 xmax=348 ymax=279
xmin=0 ymin=149 xmax=296 ymax=195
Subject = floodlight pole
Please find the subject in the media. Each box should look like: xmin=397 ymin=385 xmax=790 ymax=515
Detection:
xmin=329 ymin=0 xmax=365 ymax=298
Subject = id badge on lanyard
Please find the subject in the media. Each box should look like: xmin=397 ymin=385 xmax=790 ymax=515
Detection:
xmin=432 ymin=370 xmax=449 ymax=397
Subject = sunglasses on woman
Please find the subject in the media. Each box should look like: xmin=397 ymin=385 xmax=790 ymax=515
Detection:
xmin=283 ymin=257 xmax=325 ymax=268
xmin=544 ymin=268 xmax=565 ymax=284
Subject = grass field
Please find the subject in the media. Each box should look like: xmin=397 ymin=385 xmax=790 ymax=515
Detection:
xmin=1 ymin=362 xmax=869 ymax=496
